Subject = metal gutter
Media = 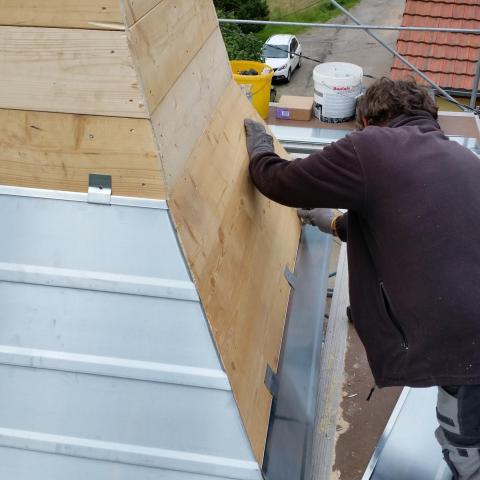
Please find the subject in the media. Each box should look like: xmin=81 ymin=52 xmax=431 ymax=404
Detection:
xmin=263 ymin=226 xmax=332 ymax=480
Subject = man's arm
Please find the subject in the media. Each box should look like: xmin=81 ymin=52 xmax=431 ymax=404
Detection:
xmin=245 ymin=120 xmax=365 ymax=212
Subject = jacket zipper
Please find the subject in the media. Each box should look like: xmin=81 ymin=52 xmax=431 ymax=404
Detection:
xmin=379 ymin=282 xmax=409 ymax=350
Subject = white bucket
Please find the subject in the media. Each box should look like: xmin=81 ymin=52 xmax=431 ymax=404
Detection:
xmin=313 ymin=62 xmax=363 ymax=122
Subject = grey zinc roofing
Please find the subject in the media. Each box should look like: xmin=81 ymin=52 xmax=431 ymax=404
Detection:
xmin=0 ymin=185 xmax=261 ymax=480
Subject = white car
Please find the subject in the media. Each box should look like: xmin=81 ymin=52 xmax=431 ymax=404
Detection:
xmin=261 ymin=34 xmax=302 ymax=82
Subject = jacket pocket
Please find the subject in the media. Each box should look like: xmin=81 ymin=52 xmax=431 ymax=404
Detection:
xmin=379 ymin=282 xmax=409 ymax=350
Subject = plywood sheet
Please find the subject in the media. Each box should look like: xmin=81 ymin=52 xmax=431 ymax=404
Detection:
xmin=0 ymin=0 xmax=122 ymax=29
xmin=170 ymin=81 xmax=301 ymax=460
xmin=123 ymin=0 xmax=163 ymax=26
xmin=0 ymin=27 xmax=146 ymax=118
xmin=151 ymin=28 xmax=231 ymax=187
xmin=0 ymin=109 xmax=165 ymax=198
xmin=127 ymin=0 xmax=218 ymax=114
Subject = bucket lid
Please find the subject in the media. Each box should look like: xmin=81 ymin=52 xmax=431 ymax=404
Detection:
xmin=313 ymin=62 xmax=363 ymax=87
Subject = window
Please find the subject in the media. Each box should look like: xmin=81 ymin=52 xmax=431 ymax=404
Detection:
xmin=262 ymin=44 xmax=289 ymax=59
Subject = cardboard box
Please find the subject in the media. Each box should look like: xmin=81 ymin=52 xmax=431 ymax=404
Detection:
xmin=276 ymin=95 xmax=314 ymax=121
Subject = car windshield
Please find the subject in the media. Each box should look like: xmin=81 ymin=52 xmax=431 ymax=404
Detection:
xmin=262 ymin=44 xmax=289 ymax=59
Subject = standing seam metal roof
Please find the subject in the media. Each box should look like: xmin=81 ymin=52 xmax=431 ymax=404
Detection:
xmin=391 ymin=0 xmax=480 ymax=90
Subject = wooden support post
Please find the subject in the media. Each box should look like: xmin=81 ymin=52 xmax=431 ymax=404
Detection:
xmin=311 ymin=243 xmax=350 ymax=479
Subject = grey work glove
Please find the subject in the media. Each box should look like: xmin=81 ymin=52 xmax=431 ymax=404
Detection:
xmin=244 ymin=119 xmax=274 ymax=160
xmin=297 ymin=208 xmax=335 ymax=234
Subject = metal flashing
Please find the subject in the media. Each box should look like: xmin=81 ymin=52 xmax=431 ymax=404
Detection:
xmin=263 ymin=227 xmax=332 ymax=480
xmin=363 ymin=387 xmax=450 ymax=480
xmin=0 ymin=428 xmax=261 ymax=480
xmin=87 ymin=174 xmax=112 ymax=205
xmin=0 ymin=262 xmax=199 ymax=302
xmin=264 ymin=365 xmax=279 ymax=398
xmin=283 ymin=266 xmax=297 ymax=289
xmin=0 ymin=345 xmax=230 ymax=391
xmin=0 ymin=185 xmax=168 ymax=210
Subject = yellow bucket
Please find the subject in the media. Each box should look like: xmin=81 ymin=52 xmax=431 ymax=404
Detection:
xmin=230 ymin=60 xmax=273 ymax=119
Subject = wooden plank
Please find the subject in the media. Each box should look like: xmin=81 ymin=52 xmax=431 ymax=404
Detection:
xmin=150 ymin=28 xmax=231 ymax=189
xmin=0 ymin=0 xmax=122 ymax=29
xmin=170 ymin=81 xmax=301 ymax=461
xmin=311 ymin=243 xmax=350 ymax=479
xmin=0 ymin=109 xmax=165 ymax=199
xmin=122 ymin=0 xmax=163 ymax=26
xmin=0 ymin=27 xmax=147 ymax=118
xmin=127 ymin=0 xmax=218 ymax=114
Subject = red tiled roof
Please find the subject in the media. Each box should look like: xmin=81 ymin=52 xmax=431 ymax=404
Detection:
xmin=390 ymin=0 xmax=480 ymax=91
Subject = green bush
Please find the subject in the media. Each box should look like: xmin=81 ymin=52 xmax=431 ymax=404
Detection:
xmin=219 ymin=19 xmax=263 ymax=61
xmin=214 ymin=0 xmax=269 ymax=33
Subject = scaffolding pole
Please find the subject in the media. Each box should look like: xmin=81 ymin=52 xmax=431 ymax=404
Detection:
xmin=218 ymin=19 xmax=480 ymax=35
xmin=470 ymin=56 xmax=480 ymax=109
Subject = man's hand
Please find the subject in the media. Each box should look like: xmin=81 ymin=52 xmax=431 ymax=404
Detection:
xmin=297 ymin=208 xmax=335 ymax=234
xmin=244 ymin=119 xmax=274 ymax=160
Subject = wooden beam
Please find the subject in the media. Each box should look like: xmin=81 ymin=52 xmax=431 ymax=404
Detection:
xmin=0 ymin=109 xmax=165 ymax=199
xmin=0 ymin=27 xmax=147 ymax=118
xmin=170 ymin=81 xmax=301 ymax=461
xmin=311 ymin=243 xmax=350 ymax=479
xmin=0 ymin=0 xmax=122 ymax=29
xmin=126 ymin=0 xmax=218 ymax=114
xmin=150 ymin=28 xmax=231 ymax=189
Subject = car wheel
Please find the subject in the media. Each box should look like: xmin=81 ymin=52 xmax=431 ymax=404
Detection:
xmin=297 ymin=55 xmax=302 ymax=69
xmin=286 ymin=68 xmax=292 ymax=83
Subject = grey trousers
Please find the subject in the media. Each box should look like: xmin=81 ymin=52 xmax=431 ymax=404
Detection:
xmin=436 ymin=386 xmax=480 ymax=480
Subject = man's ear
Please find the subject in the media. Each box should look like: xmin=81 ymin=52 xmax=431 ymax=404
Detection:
xmin=362 ymin=117 xmax=369 ymax=129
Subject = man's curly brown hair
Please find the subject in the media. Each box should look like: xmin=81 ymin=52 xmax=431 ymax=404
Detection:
xmin=356 ymin=77 xmax=438 ymax=130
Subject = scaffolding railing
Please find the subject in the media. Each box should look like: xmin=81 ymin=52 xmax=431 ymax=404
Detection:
xmin=219 ymin=0 xmax=480 ymax=112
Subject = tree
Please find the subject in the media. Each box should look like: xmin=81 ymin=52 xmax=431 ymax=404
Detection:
xmin=214 ymin=0 xmax=269 ymax=33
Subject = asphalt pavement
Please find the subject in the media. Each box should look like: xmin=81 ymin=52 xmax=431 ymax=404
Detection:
xmin=273 ymin=0 xmax=406 ymax=99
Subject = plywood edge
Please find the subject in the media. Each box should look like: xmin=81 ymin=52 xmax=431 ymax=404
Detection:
xmin=0 ymin=26 xmax=148 ymax=118
xmin=0 ymin=1 xmax=123 ymax=29
xmin=126 ymin=0 xmax=219 ymax=114
xmin=0 ymin=109 xmax=165 ymax=199
xmin=169 ymin=81 xmax=300 ymax=461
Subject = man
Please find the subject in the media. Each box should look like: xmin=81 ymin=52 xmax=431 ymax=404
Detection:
xmin=244 ymin=78 xmax=480 ymax=479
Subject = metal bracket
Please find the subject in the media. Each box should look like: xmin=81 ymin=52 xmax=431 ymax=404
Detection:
xmin=284 ymin=266 xmax=297 ymax=289
xmin=264 ymin=365 xmax=279 ymax=398
xmin=87 ymin=174 xmax=112 ymax=205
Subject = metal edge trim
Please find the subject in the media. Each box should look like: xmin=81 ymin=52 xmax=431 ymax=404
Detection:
xmin=0 ymin=345 xmax=231 ymax=391
xmin=475 ymin=114 xmax=480 ymax=136
xmin=438 ymin=111 xmax=475 ymax=118
xmin=0 ymin=263 xmax=199 ymax=302
xmin=0 ymin=185 xmax=168 ymax=210
xmin=361 ymin=387 xmax=411 ymax=480
xmin=0 ymin=427 xmax=262 ymax=480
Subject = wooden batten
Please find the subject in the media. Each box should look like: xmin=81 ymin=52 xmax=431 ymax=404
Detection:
xmin=170 ymin=81 xmax=300 ymax=460
xmin=0 ymin=109 xmax=165 ymax=198
xmin=0 ymin=0 xmax=123 ymax=29
xmin=126 ymin=0 xmax=219 ymax=114
xmin=0 ymin=26 xmax=146 ymax=117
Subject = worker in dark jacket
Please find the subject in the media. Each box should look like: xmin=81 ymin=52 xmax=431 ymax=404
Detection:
xmin=244 ymin=78 xmax=480 ymax=480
